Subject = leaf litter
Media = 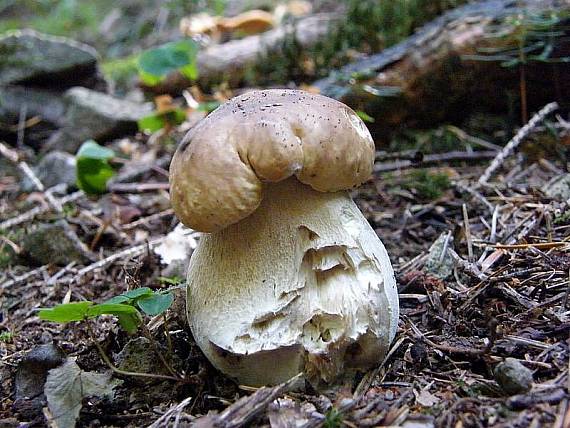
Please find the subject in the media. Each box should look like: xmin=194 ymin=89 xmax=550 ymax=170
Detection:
xmin=0 ymin=105 xmax=569 ymax=426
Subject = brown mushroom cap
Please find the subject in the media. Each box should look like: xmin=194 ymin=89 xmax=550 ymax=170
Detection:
xmin=169 ymin=89 xmax=375 ymax=232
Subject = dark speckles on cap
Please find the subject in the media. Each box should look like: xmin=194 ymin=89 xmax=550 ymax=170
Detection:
xmin=169 ymin=88 xmax=374 ymax=231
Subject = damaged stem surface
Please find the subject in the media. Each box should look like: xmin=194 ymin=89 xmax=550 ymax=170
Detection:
xmin=187 ymin=178 xmax=399 ymax=387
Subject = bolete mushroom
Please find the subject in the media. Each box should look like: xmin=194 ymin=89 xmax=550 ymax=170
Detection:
xmin=169 ymin=89 xmax=399 ymax=387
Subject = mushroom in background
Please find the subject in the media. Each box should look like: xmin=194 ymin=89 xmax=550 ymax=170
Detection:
xmin=169 ymin=89 xmax=399 ymax=387
xmin=179 ymin=1 xmax=312 ymax=43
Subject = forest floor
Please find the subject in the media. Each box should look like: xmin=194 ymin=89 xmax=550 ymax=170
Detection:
xmin=1 ymin=1 xmax=570 ymax=427
xmin=1 ymin=105 xmax=569 ymax=427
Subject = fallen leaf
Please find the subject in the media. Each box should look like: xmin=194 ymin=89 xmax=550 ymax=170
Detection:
xmin=414 ymin=389 xmax=440 ymax=407
xmin=45 ymin=359 xmax=120 ymax=428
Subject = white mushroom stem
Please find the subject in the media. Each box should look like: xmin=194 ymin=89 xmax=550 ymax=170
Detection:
xmin=186 ymin=177 xmax=399 ymax=387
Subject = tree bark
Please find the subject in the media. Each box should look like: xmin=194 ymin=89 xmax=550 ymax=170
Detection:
xmin=314 ymin=0 xmax=570 ymax=142
xmin=142 ymin=13 xmax=340 ymax=94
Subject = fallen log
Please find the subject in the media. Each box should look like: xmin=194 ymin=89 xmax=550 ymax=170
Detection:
xmin=142 ymin=12 xmax=340 ymax=93
xmin=314 ymin=0 xmax=570 ymax=142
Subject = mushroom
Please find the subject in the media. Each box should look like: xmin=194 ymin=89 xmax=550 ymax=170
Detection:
xmin=170 ymin=89 xmax=399 ymax=387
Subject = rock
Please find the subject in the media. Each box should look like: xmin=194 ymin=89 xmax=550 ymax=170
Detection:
xmin=0 ymin=86 xmax=65 ymax=126
xmin=21 ymin=151 xmax=76 ymax=192
xmin=114 ymin=337 xmax=182 ymax=385
xmin=45 ymin=87 xmax=153 ymax=153
xmin=13 ymin=343 xmax=66 ymax=419
xmin=21 ymin=220 xmax=95 ymax=265
xmin=0 ymin=29 xmax=99 ymax=88
xmin=0 ymin=86 xmax=65 ymax=148
xmin=494 ymin=358 xmax=533 ymax=395
xmin=544 ymin=174 xmax=570 ymax=201
xmin=424 ymin=232 xmax=454 ymax=279
xmin=115 ymin=337 xmax=157 ymax=375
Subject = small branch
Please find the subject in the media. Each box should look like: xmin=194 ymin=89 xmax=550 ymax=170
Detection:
xmin=0 ymin=141 xmax=62 ymax=212
xmin=107 ymin=182 xmax=170 ymax=193
xmin=67 ymin=237 xmax=166 ymax=282
xmin=446 ymin=125 xmax=502 ymax=151
xmin=478 ymin=102 xmax=559 ymax=186
xmin=148 ymin=396 xmax=193 ymax=428
xmin=453 ymin=180 xmax=495 ymax=213
xmin=374 ymin=150 xmax=496 ymax=173
xmin=0 ymin=265 xmax=49 ymax=289
xmin=191 ymin=373 xmax=303 ymax=427
xmin=0 ymin=190 xmax=83 ymax=231
xmin=463 ymin=204 xmax=474 ymax=262
xmin=491 ymin=242 xmax=568 ymax=250
xmin=407 ymin=316 xmax=497 ymax=356
xmin=448 ymin=248 xmax=488 ymax=281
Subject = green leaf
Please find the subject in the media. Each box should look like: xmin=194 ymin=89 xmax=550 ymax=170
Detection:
xmin=137 ymin=114 xmax=165 ymax=133
xmin=87 ymin=303 xmax=140 ymax=317
xmin=39 ymin=302 xmax=93 ymax=323
xmin=117 ymin=313 xmax=141 ymax=334
xmin=356 ymin=110 xmax=375 ymax=123
xmin=102 ymin=288 xmax=153 ymax=305
xmin=103 ymin=295 xmax=131 ymax=304
xmin=137 ymin=293 xmax=174 ymax=316
xmin=197 ymin=101 xmax=221 ymax=113
xmin=139 ymin=70 xmax=162 ymax=86
xmin=75 ymin=140 xmax=116 ymax=195
xmin=158 ymin=276 xmax=183 ymax=285
xmin=88 ymin=303 xmax=142 ymax=334
xmin=138 ymin=109 xmax=186 ymax=133
xmin=122 ymin=287 xmax=154 ymax=300
xmin=138 ymin=39 xmax=199 ymax=85
xmin=179 ymin=62 xmax=198 ymax=80
xmin=76 ymin=140 xmax=115 ymax=160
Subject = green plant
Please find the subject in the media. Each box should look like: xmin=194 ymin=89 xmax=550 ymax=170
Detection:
xmin=138 ymin=109 xmax=187 ymax=134
xmin=0 ymin=331 xmax=13 ymax=343
xmin=101 ymin=55 xmax=140 ymax=92
xmin=75 ymin=140 xmax=116 ymax=195
xmin=252 ymin=0 xmax=467 ymax=85
xmin=356 ymin=110 xmax=375 ymax=123
xmin=39 ymin=287 xmax=186 ymax=383
xmin=137 ymin=39 xmax=199 ymax=86
xmin=39 ymin=287 xmax=174 ymax=333
xmin=464 ymin=8 xmax=570 ymax=122
xmin=324 ymin=408 xmax=343 ymax=428
xmin=403 ymin=170 xmax=451 ymax=200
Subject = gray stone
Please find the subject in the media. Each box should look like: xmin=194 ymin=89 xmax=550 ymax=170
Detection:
xmin=21 ymin=220 xmax=95 ymax=265
xmin=21 ymin=151 xmax=76 ymax=192
xmin=45 ymin=87 xmax=153 ymax=153
xmin=424 ymin=232 xmax=454 ymax=279
xmin=115 ymin=337 xmax=157 ymax=374
xmin=0 ymin=86 xmax=65 ymax=148
xmin=545 ymin=174 xmax=570 ymax=201
xmin=494 ymin=358 xmax=533 ymax=395
xmin=0 ymin=29 xmax=99 ymax=87
xmin=13 ymin=343 xmax=66 ymax=418
xmin=114 ymin=337 xmax=182 ymax=385
xmin=0 ymin=86 xmax=65 ymax=126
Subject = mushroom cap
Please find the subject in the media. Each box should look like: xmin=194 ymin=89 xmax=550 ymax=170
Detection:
xmin=169 ymin=89 xmax=375 ymax=232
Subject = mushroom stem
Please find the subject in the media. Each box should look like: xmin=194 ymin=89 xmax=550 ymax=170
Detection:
xmin=187 ymin=177 xmax=398 ymax=387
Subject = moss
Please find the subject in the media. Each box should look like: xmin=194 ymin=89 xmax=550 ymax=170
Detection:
xmin=323 ymin=408 xmax=343 ymax=428
xmin=403 ymin=169 xmax=451 ymax=200
xmin=101 ymin=54 xmax=140 ymax=92
xmin=250 ymin=0 xmax=468 ymax=86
